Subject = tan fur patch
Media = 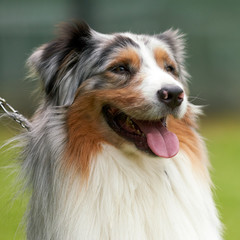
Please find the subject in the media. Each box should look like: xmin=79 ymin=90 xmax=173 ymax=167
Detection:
xmin=108 ymin=48 xmax=141 ymax=70
xmin=65 ymin=94 xmax=105 ymax=180
xmin=154 ymin=48 xmax=176 ymax=71
xmin=167 ymin=108 xmax=209 ymax=176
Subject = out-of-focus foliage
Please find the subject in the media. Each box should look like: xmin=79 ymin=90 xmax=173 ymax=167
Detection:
xmin=0 ymin=0 xmax=240 ymax=115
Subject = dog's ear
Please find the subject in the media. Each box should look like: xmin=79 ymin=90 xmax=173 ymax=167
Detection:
xmin=28 ymin=21 xmax=93 ymax=105
xmin=156 ymin=29 xmax=190 ymax=88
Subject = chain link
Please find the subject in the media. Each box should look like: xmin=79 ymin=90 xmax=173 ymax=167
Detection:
xmin=0 ymin=97 xmax=31 ymax=131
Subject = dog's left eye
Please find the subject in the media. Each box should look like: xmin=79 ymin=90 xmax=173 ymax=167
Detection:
xmin=111 ymin=65 xmax=130 ymax=75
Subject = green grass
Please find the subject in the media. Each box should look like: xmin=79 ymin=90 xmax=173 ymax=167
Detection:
xmin=201 ymin=117 xmax=240 ymax=240
xmin=0 ymin=117 xmax=240 ymax=239
xmin=0 ymin=126 xmax=27 ymax=240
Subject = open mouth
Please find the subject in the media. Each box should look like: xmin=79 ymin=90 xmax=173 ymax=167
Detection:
xmin=102 ymin=105 xmax=179 ymax=158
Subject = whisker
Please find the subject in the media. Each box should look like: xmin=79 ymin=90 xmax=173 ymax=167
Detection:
xmin=188 ymin=94 xmax=206 ymax=103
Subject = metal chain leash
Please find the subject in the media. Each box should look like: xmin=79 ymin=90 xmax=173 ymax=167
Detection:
xmin=0 ymin=97 xmax=31 ymax=131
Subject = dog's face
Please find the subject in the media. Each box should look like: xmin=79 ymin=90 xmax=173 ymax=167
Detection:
xmin=29 ymin=22 xmax=190 ymax=159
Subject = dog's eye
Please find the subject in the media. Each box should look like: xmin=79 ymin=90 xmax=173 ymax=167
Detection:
xmin=165 ymin=65 xmax=175 ymax=73
xmin=111 ymin=65 xmax=130 ymax=75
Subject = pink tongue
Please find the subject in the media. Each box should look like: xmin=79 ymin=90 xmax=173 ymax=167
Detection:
xmin=137 ymin=121 xmax=179 ymax=158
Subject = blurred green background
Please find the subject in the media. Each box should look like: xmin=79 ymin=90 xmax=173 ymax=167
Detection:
xmin=0 ymin=0 xmax=240 ymax=239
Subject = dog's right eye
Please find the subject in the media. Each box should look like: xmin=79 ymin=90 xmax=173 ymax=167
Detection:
xmin=165 ymin=65 xmax=175 ymax=74
xmin=111 ymin=65 xmax=130 ymax=75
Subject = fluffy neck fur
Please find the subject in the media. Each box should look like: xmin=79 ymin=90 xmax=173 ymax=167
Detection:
xmin=21 ymin=105 xmax=222 ymax=240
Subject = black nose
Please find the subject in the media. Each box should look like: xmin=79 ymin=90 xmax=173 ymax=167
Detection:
xmin=158 ymin=85 xmax=184 ymax=109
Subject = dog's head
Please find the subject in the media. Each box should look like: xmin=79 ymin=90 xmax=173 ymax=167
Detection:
xmin=28 ymin=21 xmax=190 ymax=159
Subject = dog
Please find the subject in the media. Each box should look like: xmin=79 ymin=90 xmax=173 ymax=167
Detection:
xmin=16 ymin=21 xmax=223 ymax=239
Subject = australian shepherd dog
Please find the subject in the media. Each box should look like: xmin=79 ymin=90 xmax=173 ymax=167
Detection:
xmin=16 ymin=21 xmax=222 ymax=239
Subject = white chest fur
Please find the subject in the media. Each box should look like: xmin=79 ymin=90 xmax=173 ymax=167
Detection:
xmin=52 ymin=144 xmax=222 ymax=240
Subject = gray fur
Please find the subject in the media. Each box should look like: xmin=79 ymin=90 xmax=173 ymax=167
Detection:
xmin=157 ymin=29 xmax=190 ymax=90
xmin=10 ymin=22 xmax=191 ymax=239
xmin=20 ymin=106 xmax=67 ymax=239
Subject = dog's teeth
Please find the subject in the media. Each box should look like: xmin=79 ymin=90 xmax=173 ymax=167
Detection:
xmin=126 ymin=117 xmax=131 ymax=126
xmin=136 ymin=129 xmax=141 ymax=135
xmin=126 ymin=117 xmax=135 ymax=129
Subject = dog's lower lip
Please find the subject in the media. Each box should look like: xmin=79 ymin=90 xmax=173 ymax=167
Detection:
xmin=102 ymin=105 xmax=167 ymax=155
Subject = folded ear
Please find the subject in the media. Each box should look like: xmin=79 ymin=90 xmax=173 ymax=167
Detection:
xmin=28 ymin=21 xmax=93 ymax=106
xmin=157 ymin=29 xmax=190 ymax=88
